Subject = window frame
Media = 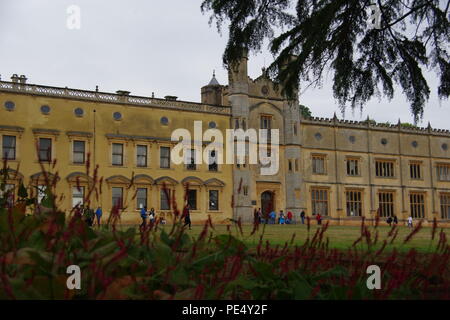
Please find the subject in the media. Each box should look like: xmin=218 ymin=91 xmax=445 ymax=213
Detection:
xmin=436 ymin=163 xmax=450 ymax=181
xmin=136 ymin=187 xmax=148 ymax=210
xmin=160 ymin=146 xmax=171 ymax=169
xmin=311 ymin=187 xmax=329 ymax=216
xmin=346 ymin=157 xmax=360 ymax=176
xmin=38 ymin=138 xmax=52 ymax=163
xmin=72 ymin=186 xmax=85 ymax=208
xmin=312 ymin=154 xmax=327 ymax=175
xmin=208 ymin=189 xmax=219 ymax=211
xmin=112 ymin=187 xmax=124 ymax=209
xmin=346 ymin=189 xmax=363 ymax=217
xmin=378 ymin=191 xmax=395 ymax=217
xmin=409 ymin=161 xmax=423 ymax=180
xmin=73 ymin=140 xmax=86 ymax=164
xmin=136 ymin=144 xmax=148 ymax=168
xmin=375 ymin=159 xmax=396 ymax=178
xmin=112 ymin=143 xmax=124 ymax=166
xmin=2 ymin=135 xmax=16 ymax=160
xmin=440 ymin=193 xmax=450 ymax=220
xmin=409 ymin=192 xmax=425 ymax=219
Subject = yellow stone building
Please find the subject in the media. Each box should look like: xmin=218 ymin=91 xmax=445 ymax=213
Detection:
xmin=1 ymin=57 xmax=450 ymax=226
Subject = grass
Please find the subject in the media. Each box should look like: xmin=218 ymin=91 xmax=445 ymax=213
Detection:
xmin=123 ymin=222 xmax=450 ymax=253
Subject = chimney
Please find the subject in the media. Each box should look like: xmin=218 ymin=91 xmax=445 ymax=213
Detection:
xmin=19 ymin=75 xmax=27 ymax=84
xmin=11 ymin=74 xmax=19 ymax=83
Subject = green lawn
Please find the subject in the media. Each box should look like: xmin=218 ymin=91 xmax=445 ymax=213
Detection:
xmin=151 ymin=223 xmax=450 ymax=253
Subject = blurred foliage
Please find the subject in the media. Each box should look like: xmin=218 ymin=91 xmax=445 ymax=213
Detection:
xmin=0 ymin=163 xmax=449 ymax=299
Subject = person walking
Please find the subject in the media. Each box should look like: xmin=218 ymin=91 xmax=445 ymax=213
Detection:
xmin=84 ymin=206 xmax=94 ymax=227
xmin=183 ymin=204 xmax=192 ymax=230
xmin=140 ymin=206 xmax=148 ymax=229
xmin=253 ymin=208 xmax=259 ymax=224
xmin=279 ymin=211 xmax=285 ymax=224
xmin=95 ymin=206 xmax=102 ymax=227
xmin=407 ymin=216 xmax=413 ymax=228
xmin=286 ymin=211 xmax=293 ymax=224
xmin=316 ymin=213 xmax=322 ymax=225
xmin=257 ymin=208 xmax=262 ymax=223
xmin=269 ymin=210 xmax=276 ymax=224
xmin=300 ymin=211 xmax=305 ymax=224
xmin=393 ymin=215 xmax=398 ymax=225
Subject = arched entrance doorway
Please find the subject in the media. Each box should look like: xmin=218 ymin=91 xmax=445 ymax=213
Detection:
xmin=261 ymin=191 xmax=275 ymax=218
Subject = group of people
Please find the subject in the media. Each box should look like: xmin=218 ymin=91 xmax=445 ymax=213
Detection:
xmin=253 ymin=208 xmax=292 ymax=224
xmin=253 ymin=209 xmax=324 ymax=226
xmin=386 ymin=215 xmax=414 ymax=228
xmin=139 ymin=206 xmax=158 ymax=229
xmin=80 ymin=205 xmax=102 ymax=227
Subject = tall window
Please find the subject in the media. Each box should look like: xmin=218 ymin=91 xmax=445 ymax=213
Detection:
xmin=136 ymin=145 xmax=147 ymax=167
xmin=160 ymin=189 xmax=171 ymax=210
xmin=112 ymin=143 xmax=123 ymax=166
xmin=73 ymin=140 xmax=85 ymax=164
xmin=261 ymin=115 xmax=272 ymax=141
xmin=378 ymin=192 xmax=394 ymax=217
xmin=410 ymin=162 xmax=422 ymax=179
xmin=209 ymin=190 xmax=219 ymax=211
xmin=2 ymin=135 xmax=16 ymax=160
xmin=312 ymin=155 xmax=326 ymax=174
xmin=288 ymin=160 xmax=293 ymax=172
xmin=208 ymin=150 xmax=218 ymax=171
xmin=410 ymin=193 xmax=425 ymax=218
xmin=311 ymin=188 xmax=328 ymax=216
xmin=186 ymin=149 xmax=196 ymax=170
xmin=72 ymin=186 xmax=84 ymax=208
xmin=346 ymin=190 xmax=362 ymax=216
xmin=160 ymin=147 xmax=170 ymax=168
xmin=346 ymin=158 xmax=360 ymax=176
xmin=187 ymin=189 xmax=197 ymax=210
xmin=136 ymin=188 xmax=147 ymax=209
xmin=437 ymin=164 xmax=450 ymax=181
xmin=112 ymin=187 xmax=123 ymax=209
xmin=375 ymin=160 xmax=395 ymax=177
xmin=38 ymin=138 xmax=52 ymax=162
xmin=234 ymin=118 xmax=240 ymax=129
xmin=440 ymin=194 xmax=450 ymax=219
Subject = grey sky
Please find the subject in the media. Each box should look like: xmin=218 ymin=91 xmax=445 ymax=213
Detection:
xmin=1 ymin=0 xmax=448 ymax=129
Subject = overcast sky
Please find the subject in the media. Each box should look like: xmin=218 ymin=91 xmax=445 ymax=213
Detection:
xmin=1 ymin=0 xmax=449 ymax=129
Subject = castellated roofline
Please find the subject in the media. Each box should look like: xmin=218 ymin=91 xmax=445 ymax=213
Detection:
xmin=301 ymin=115 xmax=450 ymax=136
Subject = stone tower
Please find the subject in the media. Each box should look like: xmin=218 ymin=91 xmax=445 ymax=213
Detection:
xmin=228 ymin=53 xmax=254 ymax=222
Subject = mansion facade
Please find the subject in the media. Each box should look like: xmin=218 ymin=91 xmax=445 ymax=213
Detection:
xmin=1 ymin=57 xmax=450 ymax=226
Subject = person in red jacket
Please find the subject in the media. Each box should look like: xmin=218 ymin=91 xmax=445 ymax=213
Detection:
xmin=287 ymin=211 xmax=293 ymax=224
xmin=316 ymin=213 xmax=322 ymax=225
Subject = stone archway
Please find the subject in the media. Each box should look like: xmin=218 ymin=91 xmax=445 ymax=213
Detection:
xmin=261 ymin=191 xmax=275 ymax=218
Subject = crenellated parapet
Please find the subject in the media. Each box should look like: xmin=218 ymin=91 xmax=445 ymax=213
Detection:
xmin=301 ymin=114 xmax=450 ymax=137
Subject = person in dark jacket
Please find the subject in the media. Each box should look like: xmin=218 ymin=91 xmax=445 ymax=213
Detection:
xmin=387 ymin=216 xmax=393 ymax=226
xmin=300 ymin=211 xmax=306 ymax=224
xmin=95 ymin=206 xmax=102 ymax=227
xmin=183 ymin=204 xmax=192 ymax=230
xmin=140 ymin=206 xmax=147 ymax=229
xmin=393 ymin=215 xmax=398 ymax=225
